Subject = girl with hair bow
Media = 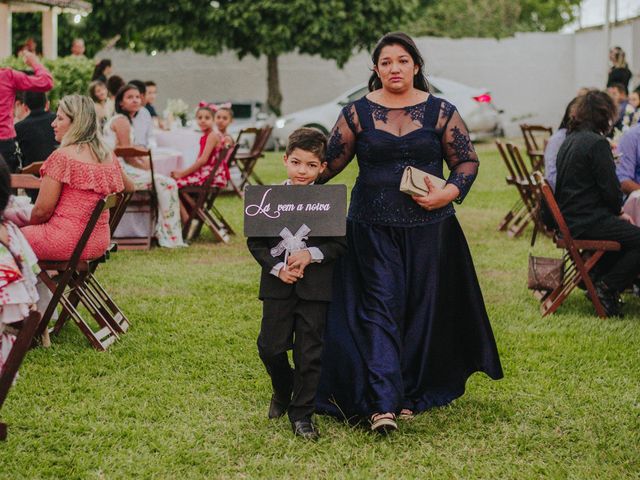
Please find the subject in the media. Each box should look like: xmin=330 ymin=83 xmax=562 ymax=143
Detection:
xmin=170 ymin=102 xmax=233 ymax=223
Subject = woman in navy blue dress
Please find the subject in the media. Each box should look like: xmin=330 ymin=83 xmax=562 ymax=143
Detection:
xmin=315 ymin=32 xmax=503 ymax=433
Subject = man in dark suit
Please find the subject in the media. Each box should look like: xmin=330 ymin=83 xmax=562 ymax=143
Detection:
xmin=15 ymin=91 xmax=58 ymax=169
xmin=247 ymin=128 xmax=346 ymax=441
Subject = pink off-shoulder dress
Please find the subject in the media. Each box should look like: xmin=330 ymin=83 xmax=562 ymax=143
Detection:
xmin=21 ymin=150 xmax=124 ymax=261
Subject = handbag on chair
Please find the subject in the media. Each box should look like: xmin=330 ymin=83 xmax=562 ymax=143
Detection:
xmin=528 ymin=254 xmax=563 ymax=291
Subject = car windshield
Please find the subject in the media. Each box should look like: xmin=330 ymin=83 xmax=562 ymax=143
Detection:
xmin=232 ymin=104 xmax=253 ymax=119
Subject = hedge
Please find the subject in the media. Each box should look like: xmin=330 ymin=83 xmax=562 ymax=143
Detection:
xmin=0 ymin=55 xmax=94 ymax=108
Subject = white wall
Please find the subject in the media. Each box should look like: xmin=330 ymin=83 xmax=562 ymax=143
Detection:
xmin=98 ymin=17 xmax=640 ymax=137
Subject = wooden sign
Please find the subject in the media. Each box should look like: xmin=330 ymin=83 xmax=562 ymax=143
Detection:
xmin=244 ymin=184 xmax=347 ymax=237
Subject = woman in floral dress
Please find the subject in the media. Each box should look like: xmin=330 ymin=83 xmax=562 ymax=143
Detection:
xmin=103 ymin=84 xmax=185 ymax=248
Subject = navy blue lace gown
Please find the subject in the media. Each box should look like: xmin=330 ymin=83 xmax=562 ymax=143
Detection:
xmin=315 ymin=95 xmax=503 ymax=420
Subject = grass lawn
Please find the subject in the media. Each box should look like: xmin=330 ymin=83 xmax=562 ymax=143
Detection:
xmin=1 ymin=143 xmax=639 ymax=479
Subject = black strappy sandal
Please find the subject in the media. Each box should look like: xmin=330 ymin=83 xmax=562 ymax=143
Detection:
xmin=370 ymin=412 xmax=398 ymax=434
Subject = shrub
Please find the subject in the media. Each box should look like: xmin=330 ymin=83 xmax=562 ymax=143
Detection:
xmin=0 ymin=55 xmax=93 ymax=108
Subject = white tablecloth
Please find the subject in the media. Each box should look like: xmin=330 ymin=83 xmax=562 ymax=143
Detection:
xmin=150 ymin=147 xmax=184 ymax=177
xmin=153 ymin=127 xmax=200 ymax=166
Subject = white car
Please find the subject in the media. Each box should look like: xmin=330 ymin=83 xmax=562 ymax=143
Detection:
xmin=273 ymin=77 xmax=502 ymax=147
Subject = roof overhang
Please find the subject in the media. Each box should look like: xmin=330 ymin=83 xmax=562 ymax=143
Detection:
xmin=1 ymin=0 xmax=91 ymax=13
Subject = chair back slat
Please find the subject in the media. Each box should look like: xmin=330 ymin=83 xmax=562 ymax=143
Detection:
xmin=495 ymin=140 xmax=517 ymax=180
xmin=10 ymin=174 xmax=41 ymax=190
xmin=254 ymin=126 xmax=273 ymax=153
xmin=202 ymin=144 xmax=240 ymax=190
xmin=520 ymin=124 xmax=553 ymax=153
xmin=235 ymin=128 xmax=261 ymax=156
xmin=18 ymin=161 xmax=44 ymax=176
xmin=505 ymin=143 xmax=529 ymax=182
xmin=538 ymin=174 xmax=573 ymax=243
xmin=108 ymin=192 xmax=133 ymax=236
xmin=113 ymin=147 xmax=158 ymax=248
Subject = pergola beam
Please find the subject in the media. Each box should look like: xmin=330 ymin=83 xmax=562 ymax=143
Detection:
xmin=41 ymin=6 xmax=58 ymax=59
xmin=0 ymin=0 xmax=91 ymax=59
xmin=0 ymin=3 xmax=11 ymax=58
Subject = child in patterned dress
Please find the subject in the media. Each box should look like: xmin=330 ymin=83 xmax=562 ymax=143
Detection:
xmin=0 ymin=158 xmax=40 ymax=375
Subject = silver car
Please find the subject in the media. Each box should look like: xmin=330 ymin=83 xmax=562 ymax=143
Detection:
xmin=273 ymin=77 xmax=503 ymax=148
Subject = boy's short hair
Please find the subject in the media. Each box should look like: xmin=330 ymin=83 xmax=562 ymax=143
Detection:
xmin=24 ymin=91 xmax=47 ymax=111
xmin=144 ymin=80 xmax=157 ymax=88
xmin=286 ymin=128 xmax=327 ymax=160
xmin=609 ymin=82 xmax=628 ymax=96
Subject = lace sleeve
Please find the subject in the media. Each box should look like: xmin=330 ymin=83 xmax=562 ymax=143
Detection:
xmin=317 ymin=104 xmax=357 ymax=184
xmin=441 ymin=107 xmax=479 ymax=203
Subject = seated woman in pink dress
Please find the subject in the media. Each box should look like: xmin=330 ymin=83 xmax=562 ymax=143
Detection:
xmin=21 ymin=94 xmax=134 ymax=261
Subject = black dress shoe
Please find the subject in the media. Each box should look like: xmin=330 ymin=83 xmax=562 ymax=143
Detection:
xmin=291 ymin=418 xmax=319 ymax=441
xmin=268 ymin=395 xmax=289 ymax=419
xmin=594 ymin=281 xmax=623 ymax=318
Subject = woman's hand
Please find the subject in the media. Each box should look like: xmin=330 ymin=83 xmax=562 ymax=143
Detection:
xmin=170 ymin=170 xmax=182 ymax=180
xmin=411 ymin=176 xmax=460 ymax=211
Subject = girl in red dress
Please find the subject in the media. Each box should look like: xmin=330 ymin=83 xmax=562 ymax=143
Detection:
xmin=170 ymin=104 xmax=229 ymax=189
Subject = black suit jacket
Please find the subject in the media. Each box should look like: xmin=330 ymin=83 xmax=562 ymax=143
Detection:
xmin=15 ymin=109 xmax=58 ymax=168
xmin=555 ymin=130 xmax=623 ymax=237
xmin=247 ymin=235 xmax=346 ymax=302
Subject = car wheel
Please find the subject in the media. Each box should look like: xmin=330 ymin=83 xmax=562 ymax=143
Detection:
xmin=303 ymin=124 xmax=329 ymax=135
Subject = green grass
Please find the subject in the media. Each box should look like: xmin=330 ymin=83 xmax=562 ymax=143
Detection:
xmin=1 ymin=144 xmax=639 ymax=479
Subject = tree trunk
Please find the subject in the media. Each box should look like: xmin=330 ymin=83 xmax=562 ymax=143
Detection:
xmin=267 ymin=53 xmax=282 ymax=116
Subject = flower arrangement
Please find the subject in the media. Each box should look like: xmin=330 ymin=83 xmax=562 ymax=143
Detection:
xmin=165 ymin=98 xmax=190 ymax=126
xmin=622 ymin=103 xmax=640 ymax=131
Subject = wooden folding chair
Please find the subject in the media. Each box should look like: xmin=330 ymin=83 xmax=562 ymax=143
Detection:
xmin=10 ymin=173 xmax=41 ymax=190
xmin=520 ymin=124 xmax=552 ymax=171
xmin=228 ymin=126 xmax=272 ymax=196
xmin=0 ymin=310 xmax=41 ymax=440
xmin=53 ymin=192 xmax=134 ymax=338
xmin=496 ymin=141 xmax=539 ymax=237
xmin=536 ymin=172 xmax=621 ymax=318
xmin=35 ymin=194 xmax=122 ymax=350
xmin=18 ymin=161 xmax=43 ymax=176
xmin=112 ymin=147 xmax=158 ymax=250
xmin=180 ymin=145 xmax=238 ymax=243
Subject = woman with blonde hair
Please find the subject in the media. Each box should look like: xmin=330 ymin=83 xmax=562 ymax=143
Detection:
xmin=21 ymin=94 xmax=134 ymax=260
xmin=607 ymin=46 xmax=632 ymax=90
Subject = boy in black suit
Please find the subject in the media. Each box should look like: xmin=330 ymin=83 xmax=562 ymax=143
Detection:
xmin=247 ymin=128 xmax=346 ymax=440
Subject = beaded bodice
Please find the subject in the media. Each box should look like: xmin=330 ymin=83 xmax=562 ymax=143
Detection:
xmin=319 ymin=95 xmax=479 ymax=226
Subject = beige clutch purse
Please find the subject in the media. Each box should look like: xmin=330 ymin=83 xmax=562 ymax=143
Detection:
xmin=399 ymin=166 xmax=447 ymax=196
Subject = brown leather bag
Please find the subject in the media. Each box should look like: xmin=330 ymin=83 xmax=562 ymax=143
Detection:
xmin=528 ymin=254 xmax=563 ymax=291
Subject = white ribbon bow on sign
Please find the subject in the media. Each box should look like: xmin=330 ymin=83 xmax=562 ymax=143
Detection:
xmin=270 ymin=224 xmax=311 ymax=268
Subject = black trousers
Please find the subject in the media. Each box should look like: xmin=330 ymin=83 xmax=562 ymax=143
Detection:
xmin=257 ymin=295 xmax=328 ymax=422
xmin=579 ymin=216 xmax=640 ymax=291
xmin=0 ymin=138 xmax=20 ymax=172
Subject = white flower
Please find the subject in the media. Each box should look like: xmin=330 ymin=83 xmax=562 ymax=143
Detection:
xmin=165 ymin=98 xmax=189 ymax=116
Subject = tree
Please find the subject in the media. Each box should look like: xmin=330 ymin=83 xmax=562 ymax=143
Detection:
xmin=209 ymin=0 xmax=419 ymax=115
xmin=12 ymin=1 xmax=419 ymax=114
xmin=405 ymin=0 xmax=581 ymax=40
